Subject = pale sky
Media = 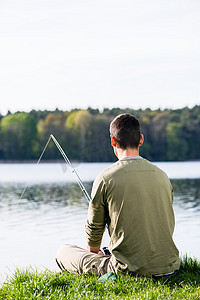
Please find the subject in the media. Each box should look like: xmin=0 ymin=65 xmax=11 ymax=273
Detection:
xmin=0 ymin=0 xmax=200 ymax=115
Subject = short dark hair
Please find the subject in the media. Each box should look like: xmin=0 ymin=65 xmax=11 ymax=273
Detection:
xmin=110 ymin=113 xmax=141 ymax=149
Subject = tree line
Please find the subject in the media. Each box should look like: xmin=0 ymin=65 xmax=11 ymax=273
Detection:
xmin=0 ymin=106 xmax=200 ymax=162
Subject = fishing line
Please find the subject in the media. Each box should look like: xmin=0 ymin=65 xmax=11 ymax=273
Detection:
xmin=17 ymin=134 xmax=91 ymax=207
xmin=17 ymin=136 xmax=53 ymax=207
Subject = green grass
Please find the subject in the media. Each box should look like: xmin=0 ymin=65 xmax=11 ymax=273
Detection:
xmin=0 ymin=256 xmax=200 ymax=299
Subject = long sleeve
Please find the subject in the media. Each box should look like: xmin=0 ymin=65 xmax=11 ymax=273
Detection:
xmin=85 ymin=174 xmax=107 ymax=247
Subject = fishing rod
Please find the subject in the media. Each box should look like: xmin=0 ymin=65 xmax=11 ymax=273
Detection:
xmin=18 ymin=134 xmax=91 ymax=205
xmin=50 ymin=134 xmax=92 ymax=203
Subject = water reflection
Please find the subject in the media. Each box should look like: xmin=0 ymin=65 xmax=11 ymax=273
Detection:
xmin=0 ymin=182 xmax=92 ymax=209
xmin=172 ymin=179 xmax=200 ymax=211
xmin=169 ymin=179 xmax=200 ymax=260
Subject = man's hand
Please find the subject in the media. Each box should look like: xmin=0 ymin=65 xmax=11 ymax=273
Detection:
xmin=87 ymin=245 xmax=101 ymax=254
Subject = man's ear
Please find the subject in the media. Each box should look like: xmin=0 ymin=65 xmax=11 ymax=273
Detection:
xmin=111 ymin=136 xmax=117 ymax=147
xmin=139 ymin=134 xmax=144 ymax=146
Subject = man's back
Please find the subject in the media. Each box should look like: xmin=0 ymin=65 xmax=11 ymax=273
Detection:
xmin=89 ymin=157 xmax=180 ymax=275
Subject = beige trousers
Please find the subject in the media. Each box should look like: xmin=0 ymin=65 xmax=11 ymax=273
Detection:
xmin=56 ymin=244 xmax=113 ymax=276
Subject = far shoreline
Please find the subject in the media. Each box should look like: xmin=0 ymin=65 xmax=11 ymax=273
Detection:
xmin=1 ymin=159 xmax=200 ymax=164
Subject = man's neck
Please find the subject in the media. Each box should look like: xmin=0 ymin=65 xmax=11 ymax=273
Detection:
xmin=116 ymin=147 xmax=140 ymax=160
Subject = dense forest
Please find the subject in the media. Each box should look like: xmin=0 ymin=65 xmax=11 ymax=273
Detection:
xmin=0 ymin=106 xmax=200 ymax=162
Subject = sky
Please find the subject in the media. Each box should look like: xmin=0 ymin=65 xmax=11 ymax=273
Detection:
xmin=0 ymin=0 xmax=200 ymax=115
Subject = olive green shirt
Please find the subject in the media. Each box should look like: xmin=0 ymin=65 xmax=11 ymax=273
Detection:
xmin=85 ymin=158 xmax=180 ymax=276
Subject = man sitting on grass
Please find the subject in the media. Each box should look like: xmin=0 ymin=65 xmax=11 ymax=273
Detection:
xmin=56 ymin=113 xmax=180 ymax=278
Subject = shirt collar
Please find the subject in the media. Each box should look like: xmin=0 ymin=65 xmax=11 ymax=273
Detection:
xmin=120 ymin=156 xmax=142 ymax=161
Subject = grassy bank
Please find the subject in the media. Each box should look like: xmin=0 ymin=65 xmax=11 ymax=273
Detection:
xmin=0 ymin=257 xmax=200 ymax=299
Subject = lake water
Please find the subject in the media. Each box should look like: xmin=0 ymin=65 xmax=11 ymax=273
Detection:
xmin=0 ymin=161 xmax=200 ymax=282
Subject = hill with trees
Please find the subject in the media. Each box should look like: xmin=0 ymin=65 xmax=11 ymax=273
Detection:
xmin=0 ymin=106 xmax=199 ymax=162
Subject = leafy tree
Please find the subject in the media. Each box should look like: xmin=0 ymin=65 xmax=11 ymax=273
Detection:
xmin=87 ymin=114 xmax=115 ymax=162
xmin=37 ymin=113 xmax=67 ymax=160
xmin=65 ymin=110 xmax=93 ymax=161
xmin=148 ymin=111 xmax=171 ymax=161
xmin=166 ymin=122 xmax=189 ymax=161
xmin=0 ymin=112 xmax=37 ymax=160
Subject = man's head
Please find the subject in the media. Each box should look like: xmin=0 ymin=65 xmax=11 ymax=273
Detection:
xmin=110 ymin=113 xmax=142 ymax=150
